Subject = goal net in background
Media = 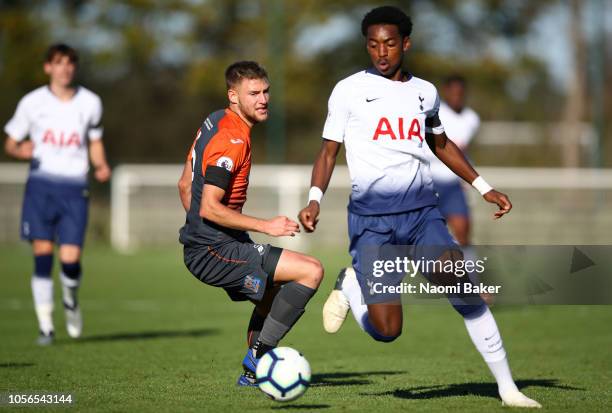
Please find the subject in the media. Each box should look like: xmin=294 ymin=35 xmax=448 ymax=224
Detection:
xmin=2 ymin=163 xmax=612 ymax=251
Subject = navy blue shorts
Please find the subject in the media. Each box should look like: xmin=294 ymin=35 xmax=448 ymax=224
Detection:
xmin=21 ymin=176 xmax=89 ymax=246
xmin=348 ymin=206 xmax=485 ymax=314
xmin=434 ymin=180 xmax=469 ymax=218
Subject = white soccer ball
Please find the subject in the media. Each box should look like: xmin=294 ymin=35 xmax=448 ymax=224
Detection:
xmin=256 ymin=347 xmax=311 ymax=402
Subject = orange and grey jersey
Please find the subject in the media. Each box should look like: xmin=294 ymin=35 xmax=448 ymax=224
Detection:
xmin=179 ymin=109 xmax=252 ymax=246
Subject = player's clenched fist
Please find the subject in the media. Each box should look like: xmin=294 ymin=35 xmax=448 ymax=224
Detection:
xmin=483 ymin=190 xmax=512 ymax=219
xmin=94 ymin=164 xmax=111 ymax=183
xmin=298 ymin=201 xmax=320 ymax=233
xmin=264 ymin=216 xmax=300 ymax=237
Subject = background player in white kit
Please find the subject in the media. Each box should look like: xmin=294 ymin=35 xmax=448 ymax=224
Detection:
xmin=4 ymin=44 xmax=111 ymax=345
xmin=423 ymin=75 xmax=492 ymax=304
xmin=299 ymin=6 xmax=541 ymax=408
xmin=425 ymin=75 xmax=480 ymax=247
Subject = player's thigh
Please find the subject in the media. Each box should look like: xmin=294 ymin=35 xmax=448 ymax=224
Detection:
xmin=348 ymin=212 xmax=401 ymax=306
xmin=59 ymin=244 xmax=82 ymax=263
xmin=273 ymin=249 xmax=323 ymax=289
xmin=57 ymin=192 xmax=89 ymax=248
xmin=412 ymin=208 xmax=462 ymax=283
xmin=21 ymin=180 xmax=56 ymax=243
xmin=184 ymin=243 xmax=272 ymax=303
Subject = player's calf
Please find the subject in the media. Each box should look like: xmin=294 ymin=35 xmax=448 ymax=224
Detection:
xmin=250 ymin=252 xmax=322 ymax=358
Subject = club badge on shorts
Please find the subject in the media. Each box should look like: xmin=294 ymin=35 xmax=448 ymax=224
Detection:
xmin=244 ymin=275 xmax=261 ymax=294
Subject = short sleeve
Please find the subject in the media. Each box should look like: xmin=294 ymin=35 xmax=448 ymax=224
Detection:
xmin=425 ymin=89 xmax=445 ymax=135
xmin=4 ymin=98 xmax=30 ymax=141
xmin=88 ymin=96 xmax=104 ymax=140
xmin=322 ymin=82 xmax=350 ymax=143
xmin=425 ymin=89 xmax=440 ymax=119
xmin=203 ymin=133 xmax=245 ymax=175
xmin=202 ymin=132 xmax=246 ymax=190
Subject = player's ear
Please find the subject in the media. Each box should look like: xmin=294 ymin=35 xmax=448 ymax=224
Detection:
xmin=402 ymin=36 xmax=411 ymax=52
xmin=228 ymin=88 xmax=239 ymax=105
xmin=43 ymin=62 xmax=52 ymax=75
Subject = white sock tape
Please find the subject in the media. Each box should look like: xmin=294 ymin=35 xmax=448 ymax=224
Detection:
xmin=472 ymin=176 xmax=493 ymax=195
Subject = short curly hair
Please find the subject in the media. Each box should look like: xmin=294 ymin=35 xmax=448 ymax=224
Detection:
xmin=361 ymin=6 xmax=413 ymax=38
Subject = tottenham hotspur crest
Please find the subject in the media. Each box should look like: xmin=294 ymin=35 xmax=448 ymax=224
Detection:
xmin=418 ymin=94 xmax=424 ymax=111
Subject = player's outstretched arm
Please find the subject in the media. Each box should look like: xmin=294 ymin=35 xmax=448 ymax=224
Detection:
xmin=89 ymin=139 xmax=111 ymax=182
xmin=200 ymin=184 xmax=300 ymax=237
xmin=4 ymin=136 xmax=33 ymax=160
xmin=178 ymin=158 xmax=192 ymax=212
xmin=426 ymin=132 xmax=512 ymax=219
xmin=298 ymin=139 xmax=341 ymax=232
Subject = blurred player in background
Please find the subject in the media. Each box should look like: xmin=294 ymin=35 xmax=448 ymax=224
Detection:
xmin=4 ymin=44 xmax=111 ymax=345
xmin=425 ymin=75 xmax=479 ymax=246
xmin=299 ymin=6 xmax=540 ymax=408
xmin=178 ymin=61 xmax=323 ymax=387
xmin=423 ymin=75 xmax=492 ymax=304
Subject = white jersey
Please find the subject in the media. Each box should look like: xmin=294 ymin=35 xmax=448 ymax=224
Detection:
xmin=4 ymin=86 xmax=103 ymax=183
xmin=323 ymin=69 xmax=442 ymax=215
xmin=424 ymin=102 xmax=480 ymax=184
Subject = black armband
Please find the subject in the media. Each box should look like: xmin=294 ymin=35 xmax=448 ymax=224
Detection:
xmin=425 ymin=113 xmax=445 ymax=134
xmin=204 ymin=165 xmax=232 ymax=191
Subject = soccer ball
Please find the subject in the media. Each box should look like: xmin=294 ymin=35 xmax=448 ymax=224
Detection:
xmin=256 ymin=347 xmax=311 ymax=402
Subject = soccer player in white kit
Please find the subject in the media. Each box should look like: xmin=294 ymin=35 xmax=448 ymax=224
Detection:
xmin=298 ymin=7 xmax=541 ymax=408
xmin=425 ymin=75 xmax=480 ymax=246
xmin=4 ymin=44 xmax=111 ymax=345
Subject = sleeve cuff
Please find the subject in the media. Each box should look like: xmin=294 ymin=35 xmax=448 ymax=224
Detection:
xmin=88 ymin=127 xmax=103 ymax=140
xmin=4 ymin=125 xmax=27 ymax=141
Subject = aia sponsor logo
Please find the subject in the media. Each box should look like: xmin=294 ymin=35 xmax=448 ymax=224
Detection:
xmin=372 ymin=117 xmax=423 ymax=142
xmin=42 ymin=129 xmax=81 ymax=147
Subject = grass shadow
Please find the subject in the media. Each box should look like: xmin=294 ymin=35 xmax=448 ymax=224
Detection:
xmin=57 ymin=328 xmax=219 ymax=344
xmin=361 ymin=378 xmax=584 ymax=400
xmin=0 ymin=362 xmax=35 ymax=368
xmin=312 ymin=370 xmax=405 ymax=387
xmin=272 ymin=404 xmax=330 ymax=410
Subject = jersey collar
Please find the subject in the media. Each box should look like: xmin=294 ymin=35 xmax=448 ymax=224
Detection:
xmin=225 ymin=108 xmax=252 ymax=134
xmin=365 ymin=67 xmax=413 ymax=83
xmin=45 ymin=85 xmax=80 ymax=103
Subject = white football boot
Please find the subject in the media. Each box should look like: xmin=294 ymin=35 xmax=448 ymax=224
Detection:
xmin=322 ymin=267 xmax=353 ymax=333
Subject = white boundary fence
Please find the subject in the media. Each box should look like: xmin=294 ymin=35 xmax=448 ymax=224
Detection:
xmin=110 ymin=165 xmax=612 ymax=253
xmin=2 ymin=163 xmax=612 ymax=250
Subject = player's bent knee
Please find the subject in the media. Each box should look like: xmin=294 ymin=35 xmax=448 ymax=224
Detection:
xmin=309 ymin=258 xmax=324 ymax=287
xmin=453 ymin=302 xmax=487 ymax=318
xmin=296 ymin=256 xmax=324 ymax=288
xmin=369 ymin=326 xmax=402 ymax=342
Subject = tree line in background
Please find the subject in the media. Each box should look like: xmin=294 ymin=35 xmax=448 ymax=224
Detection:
xmin=0 ymin=0 xmax=609 ymax=166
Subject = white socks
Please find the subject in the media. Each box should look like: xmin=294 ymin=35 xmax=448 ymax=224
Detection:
xmin=60 ymin=272 xmax=80 ymax=309
xmin=464 ymin=307 xmax=519 ymax=396
xmin=341 ymin=269 xmax=369 ymax=331
xmin=31 ymin=276 xmax=54 ymax=334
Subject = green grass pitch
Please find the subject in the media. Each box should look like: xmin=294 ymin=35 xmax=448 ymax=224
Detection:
xmin=1 ymin=244 xmax=611 ymax=412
